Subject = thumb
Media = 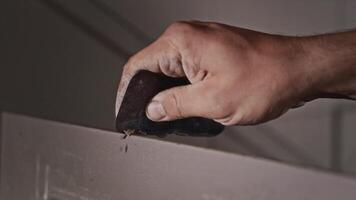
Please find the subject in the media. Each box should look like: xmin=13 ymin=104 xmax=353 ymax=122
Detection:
xmin=146 ymin=82 xmax=210 ymax=121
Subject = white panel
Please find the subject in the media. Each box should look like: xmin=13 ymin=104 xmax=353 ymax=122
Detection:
xmin=2 ymin=113 xmax=356 ymax=200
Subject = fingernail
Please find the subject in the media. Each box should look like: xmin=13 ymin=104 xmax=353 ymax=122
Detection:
xmin=146 ymin=101 xmax=166 ymax=121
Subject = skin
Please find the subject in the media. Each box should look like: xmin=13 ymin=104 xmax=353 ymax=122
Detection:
xmin=116 ymin=21 xmax=356 ymax=126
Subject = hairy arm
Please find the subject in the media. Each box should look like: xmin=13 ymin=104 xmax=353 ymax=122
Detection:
xmin=300 ymin=31 xmax=356 ymax=100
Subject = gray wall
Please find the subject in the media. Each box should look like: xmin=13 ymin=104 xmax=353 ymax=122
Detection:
xmin=1 ymin=0 xmax=356 ymax=175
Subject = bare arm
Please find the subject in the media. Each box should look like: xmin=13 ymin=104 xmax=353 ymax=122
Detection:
xmin=116 ymin=21 xmax=356 ymax=125
xmin=300 ymin=31 xmax=356 ymax=100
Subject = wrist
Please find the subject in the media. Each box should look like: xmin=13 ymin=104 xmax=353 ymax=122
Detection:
xmin=263 ymin=35 xmax=320 ymax=103
xmin=294 ymin=32 xmax=356 ymax=100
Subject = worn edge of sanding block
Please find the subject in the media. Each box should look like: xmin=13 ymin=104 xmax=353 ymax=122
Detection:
xmin=115 ymin=70 xmax=224 ymax=137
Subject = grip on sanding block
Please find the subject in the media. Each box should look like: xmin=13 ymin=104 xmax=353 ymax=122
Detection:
xmin=116 ymin=70 xmax=224 ymax=137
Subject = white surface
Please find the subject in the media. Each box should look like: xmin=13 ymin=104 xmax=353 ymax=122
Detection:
xmin=1 ymin=113 xmax=356 ymax=200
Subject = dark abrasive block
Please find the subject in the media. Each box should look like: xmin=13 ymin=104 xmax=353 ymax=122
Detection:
xmin=116 ymin=70 xmax=224 ymax=137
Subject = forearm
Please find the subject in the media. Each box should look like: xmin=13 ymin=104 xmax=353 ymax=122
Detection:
xmin=300 ymin=30 xmax=356 ymax=100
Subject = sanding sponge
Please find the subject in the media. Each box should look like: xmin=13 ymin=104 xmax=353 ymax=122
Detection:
xmin=115 ymin=70 xmax=224 ymax=137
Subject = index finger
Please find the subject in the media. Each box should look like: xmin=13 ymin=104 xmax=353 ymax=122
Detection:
xmin=115 ymin=37 xmax=185 ymax=116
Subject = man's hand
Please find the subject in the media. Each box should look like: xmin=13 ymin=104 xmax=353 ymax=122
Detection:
xmin=116 ymin=21 xmax=356 ymax=125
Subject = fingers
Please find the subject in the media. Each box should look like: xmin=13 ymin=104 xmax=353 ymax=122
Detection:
xmin=146 ymin=82 xmax=213 ymax=121
xmin=115 ymin=38 xmax=185 ymax=116
xmin=125 ymin=38 xmax=186 ymax=78
xmin=116 ymin=21 xmax=207 ymax=117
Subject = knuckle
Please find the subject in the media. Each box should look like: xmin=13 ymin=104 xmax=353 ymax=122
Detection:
xmin=165 ymin=89 xmax=184 ymax=119
xmin=158 ymin=55 xmax=182 ymax=77
xmin=157 ymin=56 xmax=170 ymax=74
xmin=163 ymin=21 xmax=197 ymax=44
xmin=168 ymin=57 xmax=184 ymax=76
xmin=166 ymin=21 xmax=193 ymax=33
xmin=207 ymin=22 xmax=223 ymax=29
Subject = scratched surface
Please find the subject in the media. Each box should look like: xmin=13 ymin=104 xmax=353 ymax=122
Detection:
xmin=1 ymin=113 xmax=356 ymax=200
